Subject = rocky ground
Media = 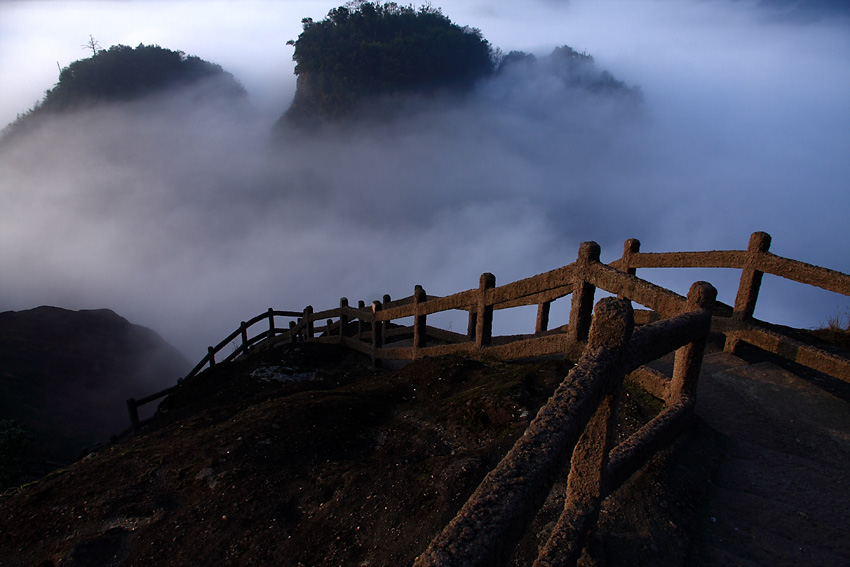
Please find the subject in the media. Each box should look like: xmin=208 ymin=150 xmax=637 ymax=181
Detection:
xmin=1 ymin=332 xmax=847 ymax=567
xmin=0 ymin=341 xmax=683 ymax=567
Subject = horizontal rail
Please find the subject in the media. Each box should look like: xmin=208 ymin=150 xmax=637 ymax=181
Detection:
xmin=618 ymin=250 xmax=748 ymax=270
xmin=589 ymin=262 xmax=688 ymax=318
xmin=757 ymin=253 xmax=850 ymax=296
xmin=724 ymin=326 xmax=850 ymax=382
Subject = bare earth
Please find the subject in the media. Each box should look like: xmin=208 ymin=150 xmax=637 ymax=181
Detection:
xmin=1 ymin=340 xmax=848 ymax=566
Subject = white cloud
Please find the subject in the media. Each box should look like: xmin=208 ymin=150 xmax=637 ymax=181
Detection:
xmin=1 ymin=0 xmax=848 ymax=361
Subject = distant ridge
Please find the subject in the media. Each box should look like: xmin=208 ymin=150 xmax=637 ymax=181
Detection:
xmin=0 ymin=306 xmax=187 ymax=477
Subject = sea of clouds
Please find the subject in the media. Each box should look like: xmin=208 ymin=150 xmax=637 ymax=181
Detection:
xmin=1 ymin=0 xmax=848 ymax=364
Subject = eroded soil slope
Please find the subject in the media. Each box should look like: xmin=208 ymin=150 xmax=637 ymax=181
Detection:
xmin=1 ymin=343 xmax=587 ymax=566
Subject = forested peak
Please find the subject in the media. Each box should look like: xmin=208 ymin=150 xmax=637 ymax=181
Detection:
xmin=43 ymin=43 xmax=245 ymax=111
xmin=282 ymin=1 xmax=495 ymax=124
xmin=1 ymin=43 xmax=245 ymax=143
xmin=497 ymin=45 xmax=640 ymax=99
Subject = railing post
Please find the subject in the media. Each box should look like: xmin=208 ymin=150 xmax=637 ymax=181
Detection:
xmin=289 ymin=321 xmax=297 ymax=343
xmin=383 ymin=294 xmax=391 ymax=307
xmin=568 ymin=242 xmax=600 ymax=344
xmin=670 ymin=281 xmax=717 ymax=403
xmin=733 ymin=231 xmax=771 ymax=321
xmin=621 ymin=238 xmax=640 ymax=276
xmin=467 ymin=310 xmax=477 ymax=341
xmin=413 ymin=298 xmax=634 ymax=567
xmin=240 ymin=321 xmax=248 ymax=351
xmin=357 ymin=300 xmax=366 ymax=340
xmin=304 ymin=305 xmax=314 ymax=340
xmin=207 ymin=346 xmax=216 ymax=367
xmin=534 ymin=391 xmax=621 ymax=567
xmin=413 ymin=285 xmax=427 ymax=350
xmin=339 ymin=297 xmax=349 ymax=342
xmin=535 ymin=301 xmax=551 ymax=335
xmin=267 ymin=308 xmax=275 ymax=338
xmin=475 ymin=273 xmax=496 ymax=348
xmin=535 ymin=297 xmax=633 ymax=567
xmin=372 ymin=300 xmax=383 ymax=368
xmin=126 ymin=398 xmax=140 ymax=431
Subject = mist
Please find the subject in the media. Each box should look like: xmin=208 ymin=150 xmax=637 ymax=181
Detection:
xmin=1 ymin=0 xmax=848 ymax=362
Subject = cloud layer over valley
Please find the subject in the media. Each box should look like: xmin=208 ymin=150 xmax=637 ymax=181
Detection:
xmin=1 ymin=0 xmax=848 ymax=360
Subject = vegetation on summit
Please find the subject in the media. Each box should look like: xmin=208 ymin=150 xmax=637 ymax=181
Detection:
xmin=283 ymin=1 xmax=496 ymax=123
xmin=280 ymin=1 xmax=640 ymax=127
xmin=1 ymin=44 xmax=245 ymax=142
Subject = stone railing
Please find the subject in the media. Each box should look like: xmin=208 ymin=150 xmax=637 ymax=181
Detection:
xmin=126 ymin=240 xmax=720 ymax=565
xmin=126 ymin=308 xmax=302 ymax=429
xmin=611 ymin=231 xmax=850 ymax=381
xmin=413 ymin=285 xmax=715 ymax=567
xmin=124 ymin=232 xmax=847 ymax=564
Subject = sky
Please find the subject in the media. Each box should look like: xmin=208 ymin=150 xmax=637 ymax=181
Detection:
xmin=1 ymin=0 xmax=849 ymax=367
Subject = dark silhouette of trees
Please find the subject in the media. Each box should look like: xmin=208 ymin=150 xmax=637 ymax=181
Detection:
xmin=1 ymin=44 xmax=245 ymax=143
xmin=40 ymin=44 xmax=245 ymax=112
xmin=81 ymin=34 xmax=102 ymax=56
xmin=284 ymin=1 xmax=496 ymax=123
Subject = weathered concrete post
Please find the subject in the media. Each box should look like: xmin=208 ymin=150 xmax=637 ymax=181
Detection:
xmin=304 ymin=305 xmax=314 ymax=340
xmin=475 ymin=273 xmax=496 ymax=349
xmin=413 ymin=298 xmax=634 ymax=567
xmin=267 ymin=308 xmax=275 ymax=338
xmin=733 ymin=231 xmax=771 ymax=321
xmin=620 ymin=238 xmax=641 ymax=276
xmin=383 ymin=294 xmax=392 ymax=307
xmin=568 ymin=242 xmax=600 ymax=344
xmin=240 ymin=321 xmax=248 ymax=351
xmin=207 ymin=346 xmax=216 ymax=367
xmin=371 ymin=300 xmax=383 ymax=368
xmin=289 ymin=321 xmax=297 ymax=343
xmin=534 ymin=297 xmax=634 ymax=567
xmin=339 ymin=297 xmax=349 ymax=342
xmin=126 ymin=398 xmax=140 ymax=431
xmin=413 ymin=285 xmax=428 ymax=350
xmin=670 ymin=281 xmax=717 ymax=404
xmin=357 ymin=300 xmax=366 ymax=340
xmin=467 ymin=310 xmax=477 ymax=341
xmin=535 ymin=301 xmax=551 ymax=335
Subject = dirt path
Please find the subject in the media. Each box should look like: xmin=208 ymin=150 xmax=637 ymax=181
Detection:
xmin=686 ymin=352 xmax=850 ymax=566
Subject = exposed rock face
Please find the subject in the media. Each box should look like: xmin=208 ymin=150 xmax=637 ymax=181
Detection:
xmin=0 ymin=306 xmax=187 ymax=467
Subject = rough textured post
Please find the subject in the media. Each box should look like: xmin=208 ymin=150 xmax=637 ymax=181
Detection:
xmin=267 ymin=308 xmax=275 ymax=338
xmin=339 ymin=297 xmax=349 ymax=341
xmin=536 ymin=301 xmax=551 ymax=335
xmin=240 ymin=321 xmax=248 ymax=350
xmin=383 ymin=294 xmax=391 ymax=307
xmin=304 ymin=305 xmax=314 ymax=340
xmin=733 ymin=231 xmax=771 ymax=320
xmin=289 ymin=321 xmax=297 ymax=343
xmin=413 ymin=285 xmax=428 ymax=350
xmin=372 ymin=300 xmax=383 ymax=368
xmin=621 ymin=238 xmax=641 ymax=276
xmin=475 ymin=273 xmax=496 ymax=348
xmin=569 ymin=242 xmax=600 ymax=344
xmin=126 ymin=398 xmax=140 ymax=431
xmin=413 ymin=298 xmax=634 ymax=567
xmin=358 ymin=300 xmax=366 ymax=340
xmin=467 ymin=310 xmax=477 ymax=341
xmin=207 ymin=346 xmax=216 ymax=367
xmin=537 ymin=298 xmax=633 ymax=566
xmin=534 ymin=388 xmax=621 ymax=567
xmin=670 ymin=281 xmax=717 ymax=403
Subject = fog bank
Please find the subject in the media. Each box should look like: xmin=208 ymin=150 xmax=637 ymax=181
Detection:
xmin=1 ymin=0 xmax=848 ymax=360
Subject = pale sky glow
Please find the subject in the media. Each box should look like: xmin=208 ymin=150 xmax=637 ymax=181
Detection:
xmin=1 ymin=0 xmax=849 ymax=359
